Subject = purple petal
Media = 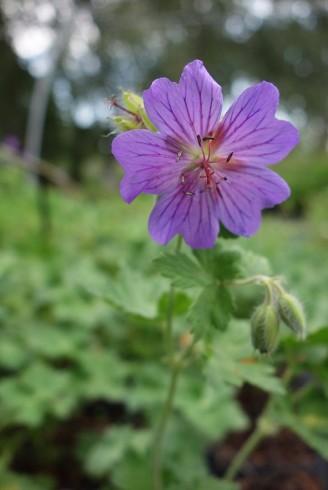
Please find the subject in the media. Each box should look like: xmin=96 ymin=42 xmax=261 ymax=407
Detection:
xmin=216 ymin=82 xmax=299 ymax=165
xmin=217 ymin=164 xmax=290 ymax=236
xmin=112 ymin=129 xmax=181 ymax=203
xmin=143 ymin=60 xmax=223 ymax=146
xmin=148 ymin=188 xmax=220 ymax=249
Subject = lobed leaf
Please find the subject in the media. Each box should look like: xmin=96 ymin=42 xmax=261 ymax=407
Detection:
xmin=188 ymin=285 xmax=234 ymax=337
xmin=153 ymin=252 xmax=212 ymax=288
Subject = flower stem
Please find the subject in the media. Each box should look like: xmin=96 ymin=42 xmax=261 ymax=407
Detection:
xmin=153 ymin=360 xmax=181 ymax=490
xmin=164 ymin=235 xmax=183 ymax=359
xmin=224 ymin=423 xmax=264 ymax=482
xmin=153 ymin=234 xmax=184 ymax=490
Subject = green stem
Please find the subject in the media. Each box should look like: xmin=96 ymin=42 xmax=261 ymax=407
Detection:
xmin=153 ymin=234 xmax=184 ymax=490
xmin=153 ymin=361 xmax=181 ymax=490
xmin=164 ymin=235 xmax=183 ymax=359
xmin=165 ymin=285 xmax=175 ymax=359
xmin=225 ymin=367 xmax=294 ymax=482
xmin=226 ymin=275 xmax=283 ymax=288
xmin=224 ymin=423 xmax=264 ymax=482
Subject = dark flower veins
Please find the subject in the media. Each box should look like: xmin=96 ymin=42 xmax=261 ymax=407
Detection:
xmin=112 ymin=60 xmax=299 ymax=248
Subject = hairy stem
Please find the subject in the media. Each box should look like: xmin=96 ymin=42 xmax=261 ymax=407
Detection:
xmin=224 ymin=423 xmax=265 ymax=482
xmin=153 ymin=234 xmax=184 ymax=490
xmin=153 ymin=361 xmax=181 ymax=490
xmin=225 ymin=365 xmax=294 ymax=482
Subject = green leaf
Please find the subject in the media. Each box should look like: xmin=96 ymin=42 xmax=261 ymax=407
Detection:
xmin=189 ymin=285 xmax=234 ymax=337
xmin=239 ymin=249 xmax=272 ymax=277
xmin=0 ymin=362 xmax=79 ymax=427
xmin=82 ymin=426 xmax=152 ymax=477
xmin=272 ymin=394 xmax=328 ymax=459
xmin=153 ymin=252 xmax=212 ymax=288
xmin=111 ymin=452 xmax=152 ymax=490
xmin=77 ymin=350 xmax=130 ymax=402
xmin=206 ymin=321 xmax=285 ymax=395
xmin=193 ymin=245 xmax=242 ymax=280
xmin=104 ymin=268 xmax=167 ymax=318
xmin=158 ymin=290 xmax=192 ymax=317
xmin=175 ymin=378 xmax=247 ymax=439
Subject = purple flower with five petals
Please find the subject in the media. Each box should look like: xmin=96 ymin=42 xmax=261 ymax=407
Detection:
xmin=112 ymin=60 xmax=299 ymax=248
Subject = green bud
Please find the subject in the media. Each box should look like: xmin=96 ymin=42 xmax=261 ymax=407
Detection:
xmin=251 ymin=305 xmax=280 ymax=354
xmin=111 ymin=115 xmax=141 ymax=132
xmin=121 ymin=91 xmax=144 ymax=113
xmin=277 ymin=293 xmax=306 ymax=339
xmin=110 ymin=91 xmax=157 ymax=132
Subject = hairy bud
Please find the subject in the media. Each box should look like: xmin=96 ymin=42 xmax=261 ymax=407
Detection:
xmin=251 ymin=305 xmax=280 ymax=354
xmin=278 ymin=293 xmax=306 ymax=339
xmin=110 ymin=91 xmax=157 ymax=132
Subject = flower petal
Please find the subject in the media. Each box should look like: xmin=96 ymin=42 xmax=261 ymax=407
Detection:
xmin=112 ymin=129 xmax=182 ymax=203
xmin=216 ymin=164 xmax=290 ymax=236
xmin=148 ymin=188 xmax=220 ymax=249
xmin=143 ymin=60 xmax=223 ymax=146
xmin=216 ymin=82 xmax=299 ymax=165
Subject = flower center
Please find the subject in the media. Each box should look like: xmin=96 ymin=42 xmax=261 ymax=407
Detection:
xmin=196 ymin=134 xmax=227 ymax=189
xmin=177 ymin=135 xmax=232 ymax=196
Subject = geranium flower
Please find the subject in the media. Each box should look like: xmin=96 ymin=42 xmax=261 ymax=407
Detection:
xmin=112 ymin=60 xmax=299 ymax=248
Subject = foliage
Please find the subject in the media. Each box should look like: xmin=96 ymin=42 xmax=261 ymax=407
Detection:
xmin=0 ymin=166 xmax=327 ymax=489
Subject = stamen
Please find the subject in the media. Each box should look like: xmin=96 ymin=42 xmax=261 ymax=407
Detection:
xmin=197 ymin=134 xmax=202 ymax=147
xmin=202 ymin=137 xmax=215 ymax=142
xmin=226 ymin=152 xmax=233 ymax=163
xmin=217 ymin=176 xmax=228 ymax=184
xmin=184 ymin=191 xmax=195 ymax=196
xmin=176 ymin=150 xmax=183 ymax=162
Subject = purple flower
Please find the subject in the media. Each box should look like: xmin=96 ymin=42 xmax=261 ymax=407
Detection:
xmin=112 ymin=60 xmax=299 ymax=248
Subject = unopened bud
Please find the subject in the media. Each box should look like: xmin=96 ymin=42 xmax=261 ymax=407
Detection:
xmin=109 ymin=92 xmax=157 ymax=132
xmin=277 ymin=293 xmax=306 ymax=339
xmin=251 ymin=305 xmax=280 ymax=354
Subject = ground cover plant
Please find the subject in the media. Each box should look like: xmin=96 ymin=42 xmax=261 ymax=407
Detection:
xmin=1 ymin=58 xmax=328 ymax=490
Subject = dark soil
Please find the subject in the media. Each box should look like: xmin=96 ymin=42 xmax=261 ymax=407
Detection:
xmin=208 ymin=383 xmax=328 ymax=490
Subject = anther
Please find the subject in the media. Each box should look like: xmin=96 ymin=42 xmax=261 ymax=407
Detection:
xmin=181 ymin=174 xmax=185 ymax=184
xmin=217 ymin=176 xmax=228 ymax=184
xmin=202 ymin=137 xmax=215 ymax=142
xmin=197 ymin=134 xmax=202 ymax=147
xmin=226 ymin=152 xmax=233 ymax=163
xmin=176 ymin=150 xmax=183 ymax=162
xmin=184 ymin=191 xmax=195 ymax=196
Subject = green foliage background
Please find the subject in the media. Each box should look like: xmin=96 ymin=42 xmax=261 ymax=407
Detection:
xmin=0 ymin=0 xmax=328 ymax=487
xmin=0 ymin=149 xmax=327 ymax=488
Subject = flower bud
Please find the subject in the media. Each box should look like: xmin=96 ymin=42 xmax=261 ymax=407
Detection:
xmin=110 ymin=92 xmax=157 ymax=132
xmin=277 ymin=293 xmax=306 ymax=339
xmin=251 ymin=305 xmax=280 ymax=354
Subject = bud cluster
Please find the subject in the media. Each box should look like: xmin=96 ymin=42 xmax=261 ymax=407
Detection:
xmin=109 ymin=91 xmax=157 ymax=132
xmin=250 ymin=279 xmax=306 ymax=354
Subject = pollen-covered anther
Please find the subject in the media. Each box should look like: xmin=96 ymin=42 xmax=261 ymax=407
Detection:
xmin=176 ymin=150 xmax=183 ymax=162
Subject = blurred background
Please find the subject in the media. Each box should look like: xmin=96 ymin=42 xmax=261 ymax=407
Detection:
xmin=0 ymin=0 xmax=328 ymax=489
